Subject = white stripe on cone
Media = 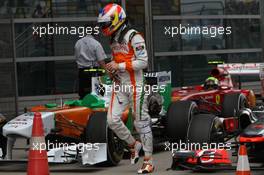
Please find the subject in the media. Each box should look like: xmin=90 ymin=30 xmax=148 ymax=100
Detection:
xmin=237 ymin=155 xmax=250 ymax=171
xmin=30 ymin=136 xmax=46 ymax=151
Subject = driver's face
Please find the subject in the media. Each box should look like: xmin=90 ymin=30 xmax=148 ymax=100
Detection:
xmin=206 ymin=86 xmax=215 ymax=90
xmin=205 ymin=80 xmax=217 ymax=90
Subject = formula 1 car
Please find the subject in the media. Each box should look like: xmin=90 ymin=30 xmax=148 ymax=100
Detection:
xmin=166 ymin=63 xmax=261 ymax=144
xmin=0 ymin=71 xmax=172 ymax=165
xmin=239 ymin=106 xmax=264 ymax=157
xmin=170 ymin=149 xmax=232 ymax=171
xmin=0 ymin=73 xmax=125 ymax=165
xmin=167 ymin=63 xmax=264 ymax=171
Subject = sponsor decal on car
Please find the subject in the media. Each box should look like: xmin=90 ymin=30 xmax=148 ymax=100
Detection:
xmin=216 ymin=94 xmax=220 ymax=104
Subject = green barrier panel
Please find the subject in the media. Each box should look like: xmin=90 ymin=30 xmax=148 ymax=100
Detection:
xmin=100 ymin=75 xmax=112 ymax=85
xmin=64 ymin=100 xmax=82 ymax=106
xmin=82 ymin=94 xmax=105 ymax=108
xmin=159 ymin=83 xmax=172 ymax=112
xmin=63 ymin=94 xmax=105 ymax=108
xmin=45 ymin=103 xmax=57 ymax=108
xmin=89 ymin=100 xmax=105 ymax=108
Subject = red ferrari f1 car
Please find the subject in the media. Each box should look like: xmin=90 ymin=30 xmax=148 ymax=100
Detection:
xmin=167 ymin=63 xmax=264 ymax=170
xmin=166 ymin=65 xmax=256 ymax=144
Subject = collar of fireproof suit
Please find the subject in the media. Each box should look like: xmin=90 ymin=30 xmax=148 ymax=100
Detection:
xmin=112 ymin=24 xmax=127 ymax=43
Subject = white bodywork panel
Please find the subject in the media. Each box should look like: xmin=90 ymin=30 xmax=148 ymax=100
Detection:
xmin=47 ymin=146 xmax=77 ymax=163
xmin=2 ymin=112 xmax=55 ymax=138
xmin=81 ymin=143 xmax=107 ymax=165
xmin=47 ymin=143 xmax=107 ymax=165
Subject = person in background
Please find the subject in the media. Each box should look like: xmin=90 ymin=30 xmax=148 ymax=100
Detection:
xmin=75 ymin=34 xmax=107 ymax=99
xmin=0 ymin=112 xmax=7 ymax=159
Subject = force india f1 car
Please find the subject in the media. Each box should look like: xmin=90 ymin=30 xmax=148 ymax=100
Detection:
xmin=0 ymin=71 xmax=172 ymax=166
xmin=168 ymin=63 xmax=264 ymax=170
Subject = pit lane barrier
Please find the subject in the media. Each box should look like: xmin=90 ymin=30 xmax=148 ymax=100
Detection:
xmin=27 ymin=112 xmax=49 ymax=175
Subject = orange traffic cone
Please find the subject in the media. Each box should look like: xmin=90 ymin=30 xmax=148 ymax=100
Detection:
xmin=27 ymin=112 xmax=49 ymax=175
xmin=236 ymin=144 xmax=251 ymax=175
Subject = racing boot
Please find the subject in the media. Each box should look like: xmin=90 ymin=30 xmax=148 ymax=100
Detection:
xmin=138 ymin=157 xmax=154 ymax=174
xmin=129 ymin=141 xmax=142 ymax=164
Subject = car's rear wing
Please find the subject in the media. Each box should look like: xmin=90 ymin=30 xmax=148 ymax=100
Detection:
xmin=217 ymin=63 xmax=264 ymax=77
xmin=218 ymin=63 xmax=264 ymax=99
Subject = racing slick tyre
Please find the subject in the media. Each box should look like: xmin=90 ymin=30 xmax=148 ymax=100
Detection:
xmin=165 ymin=101 xmax=198 ymax=142
xmin=187 ymin=114 xmax=224 ymax=145
xmin=222 ymin=93 xmax=248 ymax=117
xmin=85 ymin=112 xmax=124 ymax=166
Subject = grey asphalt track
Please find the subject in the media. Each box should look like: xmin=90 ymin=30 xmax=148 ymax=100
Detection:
xmin=0 ymin=150 xmax=264 ymax=175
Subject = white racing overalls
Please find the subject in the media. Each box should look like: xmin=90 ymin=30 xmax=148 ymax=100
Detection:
xmin=107 ymin=28 xmax=153 ymax=157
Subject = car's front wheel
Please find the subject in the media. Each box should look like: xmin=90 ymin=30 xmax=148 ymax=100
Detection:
xmin=222 ymin=93 xmax=248 ymax=117
xmin=165 ymin=101 xmax=198 ymax=142
xmin=85 ymin=112 xmax=124 ymax=166
xmin=187 ymin=114 xmax=225 ymax=145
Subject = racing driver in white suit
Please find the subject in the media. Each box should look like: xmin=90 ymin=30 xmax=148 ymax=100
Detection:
xmin=98 ymin=3 xmax=154 ymax=174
